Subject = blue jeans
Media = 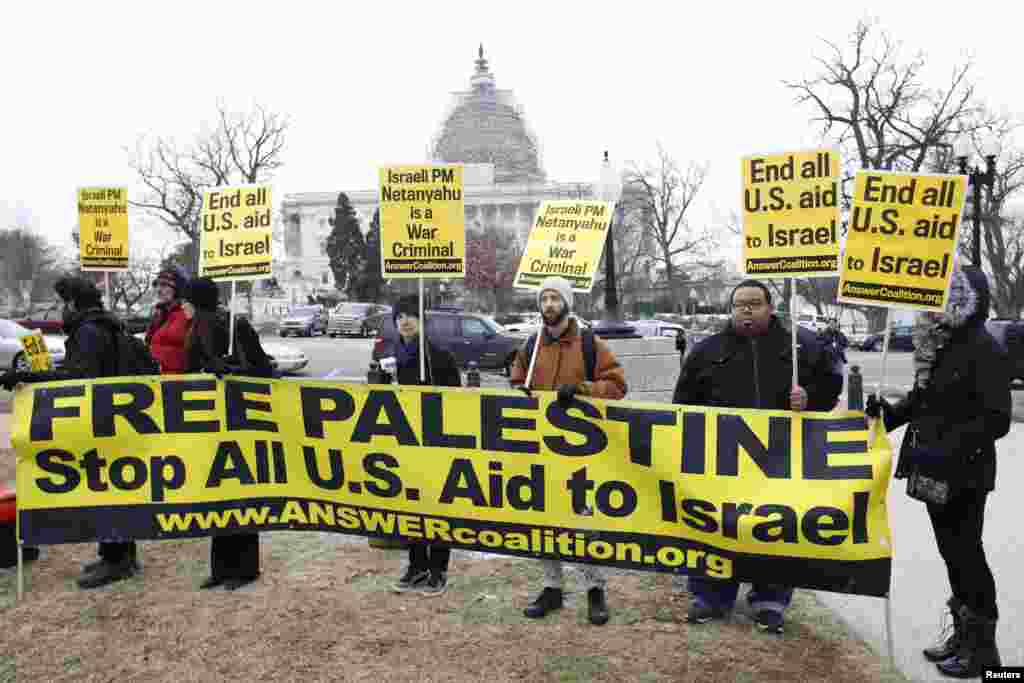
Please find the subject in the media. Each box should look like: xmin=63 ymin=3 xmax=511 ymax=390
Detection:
xmin=689 ymin=576 xmax=793 ymax=616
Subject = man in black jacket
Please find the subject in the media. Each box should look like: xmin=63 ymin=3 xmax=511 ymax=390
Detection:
xmin=1 ymin=276 xmax=138 ymax=588
xmin=672 ymin=280 xmax=842 ymax=634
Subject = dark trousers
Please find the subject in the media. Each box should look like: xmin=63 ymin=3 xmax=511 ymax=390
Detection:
xmin=927 ymin=489 xmax=998 ymax=619
xmin=688 ymin=577 xmax=793 ymax=615
xmin=409 ymin=543 xmax=450 ymax=573
xmin=98 ymin=541 xmax=136 ymax=563
xmin=210 ymin=534 xmax=260 ymax=580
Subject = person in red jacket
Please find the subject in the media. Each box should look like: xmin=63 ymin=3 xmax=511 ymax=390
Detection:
xmin=146 ymin=266 xmax=190 ymax=374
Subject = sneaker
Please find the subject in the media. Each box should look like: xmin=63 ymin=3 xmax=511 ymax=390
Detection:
xmin=754 ymin=609 xmax=784 ymax=634
xmin=686 ymin=603 xmax=725 ymax=624
xmin=418 ymin=571 xmax=448 ymax=597
xmin=392 ymin=568 xmax=429 ymax=593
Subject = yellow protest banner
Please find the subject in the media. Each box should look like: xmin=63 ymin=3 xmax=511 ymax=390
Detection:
xmin=12 ymin=377 xmax=893 ymax=596
xmin=198 ymin=184 xmax=273 ymax=281
xmin=514 ymin=200 xmax=614 ymax=291
xmin=379 ymin=165 xmax=464 ymax=278
xmin=19 ymin=332 xmax=53 ymax=372
xmin=77 ymin=187 xmax=129 ymax=271
xmin=741 ymin=149 xmax=840 ymax=277
xmin=838 ymin=171 xmax=968 ymax=311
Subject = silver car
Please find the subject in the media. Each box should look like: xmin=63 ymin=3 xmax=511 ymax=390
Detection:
xmin=328 ymin=302 xmax=391 ymax=338
xmin=0 ymin=319 xmax=66 ymax=371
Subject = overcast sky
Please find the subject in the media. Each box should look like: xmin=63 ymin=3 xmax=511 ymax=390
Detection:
xmin=2 ymin=1 xmax=1020 ymax=268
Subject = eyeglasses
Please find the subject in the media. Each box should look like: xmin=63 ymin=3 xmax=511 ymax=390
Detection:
xmin=732 ymin=301 xmax=766 ymax=312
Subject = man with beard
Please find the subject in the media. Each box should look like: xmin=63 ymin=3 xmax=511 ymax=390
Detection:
xmin=672 ymin=279 xmax=842 ymax=634
xmin=510 ymin=276 xmax=627 ymax=625
xmin=0 ymin=276 xmax=140 ymax=588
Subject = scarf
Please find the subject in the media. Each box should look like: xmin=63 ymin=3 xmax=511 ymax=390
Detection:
xmin=911 ymin=269 xmax=977 ymax=390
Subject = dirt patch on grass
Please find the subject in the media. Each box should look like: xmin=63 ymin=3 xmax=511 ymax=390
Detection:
xmin=0 ymin=534 xmax=905 ymax=683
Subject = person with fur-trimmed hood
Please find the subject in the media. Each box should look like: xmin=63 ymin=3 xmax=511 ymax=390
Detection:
xmin=509 ymin=276 xmax=627 ymax=626
xmin=0 ymin=276 xmax=139 ymax=588
xmin=867 ymin=266 xmax=1010 ymax=677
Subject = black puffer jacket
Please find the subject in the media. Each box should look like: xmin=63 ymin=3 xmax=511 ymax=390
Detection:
xmin=673 ymin=316 xmax=842 ymax=411
xmin=26 ymin=308 xmax=121 ymax=381
xmin=882 ymin=268 xmax=1011 ymax=492
xmin=392 ymin=339 xmax=461 ymax=389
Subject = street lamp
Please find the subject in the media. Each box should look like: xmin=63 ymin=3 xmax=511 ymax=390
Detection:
xmin=591 ymin=151 xmax=640 ymax=339
xmin=955 ymin=137 xmax=998 ymax=266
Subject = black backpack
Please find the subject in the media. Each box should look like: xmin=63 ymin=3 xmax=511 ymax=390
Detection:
xmin=523 ymin=327 xmax=597 ymax=382
xmin=87 ymin=315 xmax=161 ymax=376
xmin=231 ymin=317 xmax=275 ymax=378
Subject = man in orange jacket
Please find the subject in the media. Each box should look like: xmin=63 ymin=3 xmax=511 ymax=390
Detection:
xmin=510 ymin=276 xmax=627 ymax=625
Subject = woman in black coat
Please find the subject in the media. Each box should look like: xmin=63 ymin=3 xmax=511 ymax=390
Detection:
xmin=182 ymin=278 xmax=264 ymax=591
xmin=383 ymin=295 xmax=461 ymax=596
xmin=868 ymin=266 xmax=1010 ymax=678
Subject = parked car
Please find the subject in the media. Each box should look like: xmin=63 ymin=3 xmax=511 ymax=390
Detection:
xmin=501 ymin=313 xmax=541 ymax=335
xmin=279 ymin=305 xmax=328 ymax=337
xmin=367 ymin=310 xmax=525 ymax=374
xmin=14 ymin=307 xmax=64 ymax=335
xmin=797 ymin=313 xmax=831 ymax=333
xmin=328 ymin=302 xmax=391 ymax=338
xmin=260 ymin=341 xmax=309 ymax=375
xmin=0 ymin=319 xmax=66 ymax=371
xmin=630 ymin=319 xmax=686 ymax=338
xmin=985 ymin=319 xmax=1024 ymax=385
xmin=846 ymin=330 xmax=870 ymax=350
xmin=860 ymin=325 xmax=914 ymax=352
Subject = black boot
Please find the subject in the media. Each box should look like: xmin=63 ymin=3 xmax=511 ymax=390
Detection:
xmin=587 ymin=588 xmax=609 ymax=625
xmin=936 ymin=605 xmax=1000 ymax=678
xmin=523 ymin=587 xmax=563 ymax=619
xmin=923 ymin=597 xmax=962 ymax=662
xmin=77 ymin=557 xmax=135 ymax=589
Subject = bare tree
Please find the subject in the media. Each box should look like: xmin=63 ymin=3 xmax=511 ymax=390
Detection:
xmin=978 ymin=142 xmax=1024 ymax=317
xmin=128 ymin=104 xmax=287 ymax=273
xmin=625 ymin=145 xmax=714 ymax=307
xmin=592 ymin=204 xmax=656 ymax=313
xmin=0 ymin=228 xmax=61 ymax=314
xmin=785 ymin=19 xmax=997 ymax=330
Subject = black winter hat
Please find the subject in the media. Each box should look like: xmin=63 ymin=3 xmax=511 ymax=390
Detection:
xmin=184 ymin=277 xmax=220 ymax=312
xmin=155 ymin=265 xmax=189 ymax=295
xmin=392 ymin=295 xmax=420 ymax=325
xmin=54 ymin=276 xmax=103 ymax=309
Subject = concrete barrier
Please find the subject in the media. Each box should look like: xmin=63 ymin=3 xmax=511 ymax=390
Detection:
xmin=604 ymin=337 xmax=680 ymax=404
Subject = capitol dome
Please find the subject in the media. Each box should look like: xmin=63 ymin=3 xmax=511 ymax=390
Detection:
xmin=430 ymin=46 xmax=546 ymax=184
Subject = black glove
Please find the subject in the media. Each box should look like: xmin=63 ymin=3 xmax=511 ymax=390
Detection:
xmin=515 ymin=384 xmax=532 ymax=397
xmin=675 ymin=331 xmax=687 ymax=354
xmin=0 ymin=370 xmax=32 ymax=391
xmin=557 ymin=383 xmax=578 ymax=407
xmin=865 ymin=393 xmax=890 ymax=419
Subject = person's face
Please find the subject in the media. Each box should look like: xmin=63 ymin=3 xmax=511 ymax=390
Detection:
xmin=731 ymin=286 xmax=773 ymax=335
xmin=182 ymin=301 xmax=195 ymax=320
xmin=397 ymin=312 xmax=419 ymax=339
xmin=156 ymin=282 xmax=176 ymax=305
xmin=540 ymin=290 xmax=566 ymax=326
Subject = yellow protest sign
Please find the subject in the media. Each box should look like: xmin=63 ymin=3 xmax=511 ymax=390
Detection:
xmin=838 ymin=171 xmax=968 ymax=311
xmin=199 ymin=184 xmax=273 ymax=281
xmin=379 ymin=165 xmax=464 ymax=278
xmin=77 ymin=187 xmax=129 ymax=271
xmin=514 ymin=200 xmax=613 ymax=291
xmin=12 ymin=377 xmax=893 ymax=596
xmin=19 ymin=332 xmax=53 ymax=372
xmin=741 ymin=149 xmax=840 ymax=277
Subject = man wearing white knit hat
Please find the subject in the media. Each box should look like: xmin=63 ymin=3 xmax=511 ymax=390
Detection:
xmin=510 ymin=275 xmax=627 ymax=625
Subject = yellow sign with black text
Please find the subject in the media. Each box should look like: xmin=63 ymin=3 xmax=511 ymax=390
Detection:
xmin=741 ymin=149 xmax=840 ymax=277
xmin=514 ymin=200 xmax=614 ymax=291
xmin=78 ymin=187 xmax=129 ymax=271
xmin=19 ymin=333 xmax=53 ymax=372
xmin=838 ymin=171 xmax=968 ymax=311
xmin=198 ymin=184 xmax=273 ymax=281
xmin=379 ymin=165 xmax=464 ymax=278
xmin=12 ymin=377 xmax=893 ymax=596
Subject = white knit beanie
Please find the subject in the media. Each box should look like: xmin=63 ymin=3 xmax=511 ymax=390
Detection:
xmin=536 ymin=276 xmax=574 ymax=312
